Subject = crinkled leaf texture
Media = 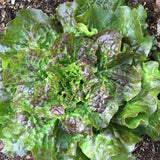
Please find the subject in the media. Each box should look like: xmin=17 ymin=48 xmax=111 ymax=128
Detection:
xmin=0 ymin=1 xmax=159 ymax=160
xmin=0 ymin=9 xmax=59 ymax=67
xmin=79 ymin=125 xmax=140 ymax=160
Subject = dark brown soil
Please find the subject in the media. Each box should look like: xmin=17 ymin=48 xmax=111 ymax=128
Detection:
xmin=0 ymin=0 xmax=160 ymax=160
xmin=133 ymin=135 xmax=160 ymax=160
xmin=0 ymin=0 xmax=73 ymax=30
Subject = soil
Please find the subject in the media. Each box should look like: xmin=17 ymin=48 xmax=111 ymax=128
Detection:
xmin=0 ymin=0 xmax=160 ymax=160
xmin=133 ymin=135 xmax=160 ymax=160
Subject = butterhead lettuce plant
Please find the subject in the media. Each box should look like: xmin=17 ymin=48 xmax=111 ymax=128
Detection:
xmin=0 ymin=0 xmax=160 ymax=160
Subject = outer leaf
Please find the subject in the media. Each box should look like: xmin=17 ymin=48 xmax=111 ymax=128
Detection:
xmin=57 ymin=2 xmax=97 ymax=36
xmin=118 ymin=6 xmax=152 ymax=59
xmin=142 ymin=61 xmax=160 ymax=93
xmin=115 ymin=90 xmax=157 ymax=129
xmin=79 ymin=124 xmax=140 ymax=160
xmin=0 ymin=60 xmax=13 ymax=137
xmin=152 ymin=52 xmax=160 ymax=66
xmin=134 ymin=99 xmax=160 ymax=141
xmin=56 ymin=2 xmax=78 ymax=33
xmin=0 ymin=9 xmax=58 ymax=67
xmin=3 ymin=9 xmax=58 ymax=49
xmin=56 ymin=129 xmax=85 ymax=159
xmin=2 ymin=112 xmax=58 ymax=159
xmin=75 ymin=0 xmax=125 ymax=31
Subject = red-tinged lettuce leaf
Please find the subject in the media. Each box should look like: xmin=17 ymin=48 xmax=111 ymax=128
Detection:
xmin=3 ymin=48 xmax=48 ymax=86
xmin=11 ymin=85 xmax=34 ymax=114
xmin=114 ymin=90 xmax=158 ymax=129
xmin=87 ymin=82 xmax=118 ymax=128
xmin=31 ymin=83 xmax=65 ymax=118
xmin=48 ymin=32 xmax=98 ymax=70
xmin=48 ymin=32 xmax=75 ymax=65
xmin=56 ymin=2 xmax=97 ymax=36
xmin=79 ymin=64 xmax=99 ymax=94
xmin=93 ymin=30 xmax=122 ymax=69
xmin=101 ymin=64 xmax=141 ymax=105
xmin=76 ymin=30 xmax=133 ymax=71
xmin=76 ymin=37 xmax=97 ymax=70
xmin=78 ymin=124 xmax=140 ymax=160
xmin=60 ymin=106 xmax=101 ymax=135
xmin=11 ymin=82 xmax=64 ymax=119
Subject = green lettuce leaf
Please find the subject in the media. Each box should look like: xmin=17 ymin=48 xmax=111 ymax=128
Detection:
xmin=56 ymin=2 xmax=78 ymax=33
xmin=55 ymin=128 xmax=91 ymax=160
xmin=152 ymin=52 xmax=160 ymax=67
xmin=3 ymin=9 xmax=58 ymax=49
xmin=2 ymin=112 xmax=58 ymax=159
xmin=114 ymin=90 xmax=158 ymax=129
xmin=79 ymin=124 xmax=140 ymax=160
xmin=0 ymin=60 xmax=13 ymax=137
xmin=118 ymin=5 xmax=152 ymax=59
xmin=136 ymin=101 xmax=160 ymax=141
xmin=0 ymin=9 xmax=58 ymax=67
xmin=142 ymin=61 xmax=160 ymax=94
xmin=75 ymin=0 xmax=125 ymax=31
